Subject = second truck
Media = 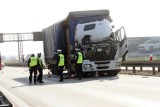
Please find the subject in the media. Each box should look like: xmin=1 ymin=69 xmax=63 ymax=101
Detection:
xmin=42 ymin=9 xmax=128 ymax=76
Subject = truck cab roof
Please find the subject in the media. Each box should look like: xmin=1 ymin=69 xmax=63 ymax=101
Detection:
xmin=67 ymin=10 xmax=109 ymax=18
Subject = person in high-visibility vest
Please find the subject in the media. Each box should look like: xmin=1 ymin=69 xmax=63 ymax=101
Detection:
xmin=75 ymin=48 xmax=83 ymax=80
xmin=28 ymin=54 xmax=38 ymax=84
xmin=57 ymin=49 xmax=65 ymax=82
xmin=37 ymin=53 xmax=45 ymax=83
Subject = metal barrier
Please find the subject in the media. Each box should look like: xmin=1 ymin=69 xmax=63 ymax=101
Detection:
xmin=121 ymin=61 xmax=160 ymax=75
xmin=4 ymin=63 xmax=27 ymax=67
xmin=0 ymin=91 xmax=13 ymax=107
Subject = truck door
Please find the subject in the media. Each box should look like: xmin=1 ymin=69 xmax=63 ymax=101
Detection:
xmin=115 ymin=26 xmax=128 ymax=61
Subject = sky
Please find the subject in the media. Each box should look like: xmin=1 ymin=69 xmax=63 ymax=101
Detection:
xmin=0 ymin=0 xmax=160 ymax=56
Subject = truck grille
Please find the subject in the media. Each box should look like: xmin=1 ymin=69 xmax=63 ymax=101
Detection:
xmin=94 ymin=61 xmax=110 ymax=70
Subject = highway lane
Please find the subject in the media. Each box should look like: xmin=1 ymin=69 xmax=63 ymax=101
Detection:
xmin=0 ymin=67 xmax=160 ymax=107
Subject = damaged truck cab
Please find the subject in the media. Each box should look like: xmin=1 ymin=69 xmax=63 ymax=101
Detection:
xmin=42 ymin=10 xmax=128 ymax=76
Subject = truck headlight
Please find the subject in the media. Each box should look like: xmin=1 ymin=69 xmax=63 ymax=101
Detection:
xmin=84 ymin=64 xmax=91 ymax=70
xmin=115 ymin=62 xmax=120 ymax=67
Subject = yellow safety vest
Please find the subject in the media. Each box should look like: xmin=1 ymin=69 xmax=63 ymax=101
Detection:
xmin=29 ymin=57 xmax=38 ymax=67
xmin=77 ymin=52 xmax=83 ymax=64
xmin=58 ymin=54 xmax=64 ymax=66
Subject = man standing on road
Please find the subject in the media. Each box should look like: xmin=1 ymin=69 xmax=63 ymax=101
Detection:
xmin=28 ymin=54 xmax=38 ymax=84
xmin=37 ymin=53 xmax=45 ymax=83
xmin=57 ymin=49 xmax=65 ymax=82
xmin=75 ymin=48 xmax=83 ymax=80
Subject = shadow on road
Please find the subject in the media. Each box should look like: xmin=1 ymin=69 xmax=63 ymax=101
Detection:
xmin=12 ymin=74 xmax=119 ymax=88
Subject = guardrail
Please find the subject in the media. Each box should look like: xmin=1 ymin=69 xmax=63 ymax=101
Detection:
xmin=121 ymin=61 xmax=160 ymax=75
xmin=0 ymin=91 xmax=13 ymax=107
xmin=4 ymin=61 xmax=160 ymax=75
xmin=4 ymin=63 xmax=27 ymax=67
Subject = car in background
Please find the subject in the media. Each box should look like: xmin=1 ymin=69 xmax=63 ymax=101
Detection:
xmin=138 ymin=39 xmax=160 ymax=53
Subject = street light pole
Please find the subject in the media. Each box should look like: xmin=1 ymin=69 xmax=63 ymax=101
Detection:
xmin=17 ymin=34 xmax=20 ymax=62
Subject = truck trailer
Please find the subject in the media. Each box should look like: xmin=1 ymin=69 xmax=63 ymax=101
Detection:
xmin=42 ymin=9 xmax=128 ymax=76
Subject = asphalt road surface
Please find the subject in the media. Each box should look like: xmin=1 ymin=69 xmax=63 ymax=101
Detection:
xmin=1 ymin=67 xmax=160 ymax=107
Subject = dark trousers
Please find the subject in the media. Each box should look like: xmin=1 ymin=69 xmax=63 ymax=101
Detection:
xmin=76 ymin=64 xmax=82 ymax=80
xmin=29 ymin=66 xmax=37 ymax=84
xmin=58 ymin=66 xmax=64 ymax=81
xmin=37 ymin=67 xmax=43 ymax=82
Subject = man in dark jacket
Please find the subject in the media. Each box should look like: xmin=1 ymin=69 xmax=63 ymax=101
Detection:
xmin=37 ymin=53 xmax=45 ymax=83
xmin=57 ymin=49 xmax=65 ymax=82
xmin=28 ymin=54 xmax=38 ymax=84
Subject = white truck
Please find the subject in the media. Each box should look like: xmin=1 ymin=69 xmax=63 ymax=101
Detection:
xmin=42 ymin=10 xmax=128 ymax=76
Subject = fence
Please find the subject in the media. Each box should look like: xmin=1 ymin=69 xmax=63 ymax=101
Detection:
xmin=121 ymin=61 xmax=160 ymax=75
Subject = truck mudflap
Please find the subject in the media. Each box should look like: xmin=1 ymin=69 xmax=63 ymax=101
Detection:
xmin=0 ymin=91 xmax=13 ymax=107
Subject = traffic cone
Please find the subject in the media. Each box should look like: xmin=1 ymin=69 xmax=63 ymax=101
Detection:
xmin=150 ymin=54 xmax=152 ymax=63
xmin=48 ymin=71 xmax=51 ymax=78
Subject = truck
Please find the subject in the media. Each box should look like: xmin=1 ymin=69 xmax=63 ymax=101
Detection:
xmin=42 ymin=9 xmax=128 ymax=77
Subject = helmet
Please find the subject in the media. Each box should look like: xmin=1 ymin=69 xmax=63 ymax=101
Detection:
xmin=57 ymin=49 xmax=62 ymax=53
xmin=75 ymin=48 xmax=80 ymax=52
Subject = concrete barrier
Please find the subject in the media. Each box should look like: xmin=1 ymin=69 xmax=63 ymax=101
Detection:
xmin=0 ymin=91 xmax=13 ymax=107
